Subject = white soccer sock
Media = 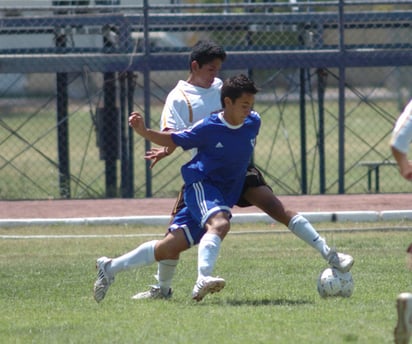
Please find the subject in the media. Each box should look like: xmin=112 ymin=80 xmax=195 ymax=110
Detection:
xmin=156 ymin=259 xmax=178 ymax=294
xmin=107 ymin=240 xmax=157 ymax=275
xmin=197 ymin=233 xmax=222 ymax=280
xmin=288 ymin=215 xmax=330 ymax=258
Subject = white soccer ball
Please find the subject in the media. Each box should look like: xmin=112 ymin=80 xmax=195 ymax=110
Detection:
xmin=317 ymin=267 xmax=354 ymax=298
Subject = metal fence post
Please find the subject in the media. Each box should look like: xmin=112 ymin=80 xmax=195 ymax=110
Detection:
xmin=143 ymin=0 xmax=152 ymax=197
xmin=102 ymin=24 xmax=119 ymax=197
xmin=55 ymin=27 xmax=71 ymax=198
xmin=127 ymin=72 xmax=136 ymax=198
xmin=338 ymin=0 xmax=346 ymax=194
xmin=317 ymin=68 xmax=327 ymax=194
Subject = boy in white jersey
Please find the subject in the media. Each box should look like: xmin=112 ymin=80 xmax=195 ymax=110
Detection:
xmin=391 ymin=99 xmax=412 ymax=181
xmin=134 ymin=40 xmax=354 ymax=300
xmin=391 ymin=101 xmax=412 ymax=344
xmin=93 ymin=74 xmax=260 ymax=302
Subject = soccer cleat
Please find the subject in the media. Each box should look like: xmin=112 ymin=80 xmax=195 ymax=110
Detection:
xmin=93 ymin=256 xmax=114 ymax=303
xmin=325 ymin=249 xmax=354 ymax=273
xmin=131 ymin=286 xmax=173 ymax=300
xmin=192 ymin=276 xmax=226 ymax=302
xmin=395 ymin=292 xmax=412 ymax=344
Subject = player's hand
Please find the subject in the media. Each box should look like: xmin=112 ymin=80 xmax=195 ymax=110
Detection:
xmin=144 ymin=147 xmax=168 ymax=169
xmin=128 ymin=112 xmax=146 ymax=135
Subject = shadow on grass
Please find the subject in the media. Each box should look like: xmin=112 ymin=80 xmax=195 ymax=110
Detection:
xmin=215 ymin=298 xmax=313 ymax=306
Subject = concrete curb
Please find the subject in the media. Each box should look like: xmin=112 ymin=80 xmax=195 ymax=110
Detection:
xmin=1 ymin=210 xmax=411 ymax=228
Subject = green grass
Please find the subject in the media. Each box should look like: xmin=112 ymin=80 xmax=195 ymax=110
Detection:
xmin=1 ymin=221 xmax=411 ymax=343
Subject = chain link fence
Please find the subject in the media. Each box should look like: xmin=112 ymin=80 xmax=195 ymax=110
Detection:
xmin=1 ymin=1 xmax=412 ymax=200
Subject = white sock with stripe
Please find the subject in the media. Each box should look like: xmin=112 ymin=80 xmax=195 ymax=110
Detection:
xmin=197 ymin=233 xmax=222 ymax=280
xmin=107 ymin=240 xmax=157 ymax=275
xmin=288 ymin=215 xmax=330 ymax=258
xmin=157 ymin=259 xmax=178 ymax=294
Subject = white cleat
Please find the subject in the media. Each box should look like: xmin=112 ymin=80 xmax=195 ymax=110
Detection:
xmin=93 ymin=256 xmax=114 ymax=303
xmin=192 ymin=276 xmax=225 ymax=302
xmin=325 ymin=249 xmax=354 ymax=273
xmin=395 ymin=292 xmax=412 ymax=344
xmin=132 ymin=286 xmax=173 ymax=300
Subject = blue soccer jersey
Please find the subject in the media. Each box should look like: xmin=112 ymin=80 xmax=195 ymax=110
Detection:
xmin=171 ymin=111 xmax=261 ymax=207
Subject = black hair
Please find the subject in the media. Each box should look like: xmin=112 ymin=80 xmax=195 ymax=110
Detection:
xmin=189 ymin=40 xmax=227 ymax=70
xmin=220 ymin=74 xmax=258 ymax=107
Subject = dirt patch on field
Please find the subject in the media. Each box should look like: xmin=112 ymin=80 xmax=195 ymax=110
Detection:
xmin=0 ymin=194 xmax=410 ymax=219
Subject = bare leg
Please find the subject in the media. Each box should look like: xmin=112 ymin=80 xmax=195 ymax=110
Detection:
xmin=243 ymin=186 xmax=329 ymax=256
xmin=243 ymin=185 xmax=354 ymax=272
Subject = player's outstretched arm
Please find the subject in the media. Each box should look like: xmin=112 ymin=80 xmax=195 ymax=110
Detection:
xmin=129 ymin=112 xmax=177 ymax=151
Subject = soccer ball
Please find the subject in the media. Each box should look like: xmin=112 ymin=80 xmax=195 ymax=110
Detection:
xmin=317 ymin=267 xmax=354 ymax=298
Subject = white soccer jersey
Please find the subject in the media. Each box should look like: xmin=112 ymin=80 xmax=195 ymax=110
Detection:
xmin=160 ymin=78 xmax=223 ymax=131
xmin=391 ymin=99 xmax=412 ymax=154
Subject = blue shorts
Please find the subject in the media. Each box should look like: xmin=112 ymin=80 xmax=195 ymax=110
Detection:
xmin=168 ymin=181 xmax=232 ymax=247
xmin=170 ymin=166 xmax=271 ymax=216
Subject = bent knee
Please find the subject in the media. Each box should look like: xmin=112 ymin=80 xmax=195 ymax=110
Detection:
xmin=206 ymin=212 xmax=231 ymax=238
xmin=154 ymin=232 xmax=189 ymax=260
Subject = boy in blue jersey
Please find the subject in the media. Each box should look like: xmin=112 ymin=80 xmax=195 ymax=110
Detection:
xmin=93 ymin=74 xmax=259 ymax=302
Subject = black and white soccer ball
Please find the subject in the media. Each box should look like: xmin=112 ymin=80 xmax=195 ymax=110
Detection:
xmin=317 ymin=267 xmax=354 ymax=298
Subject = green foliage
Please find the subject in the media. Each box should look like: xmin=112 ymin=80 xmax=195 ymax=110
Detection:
xmin=1 ymin=222 xmax=410 ymax=343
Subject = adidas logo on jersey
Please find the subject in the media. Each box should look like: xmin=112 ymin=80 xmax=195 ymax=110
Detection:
xmin=215 ymin=142 xmax=224 ymax=148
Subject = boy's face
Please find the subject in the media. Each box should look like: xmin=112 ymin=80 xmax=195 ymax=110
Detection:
xmin=224 ymin=93 xmax=255 ymax=125
xmin=191 ymin=58 xmax=223 ymax=88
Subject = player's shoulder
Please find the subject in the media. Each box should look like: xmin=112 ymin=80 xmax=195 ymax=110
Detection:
xmin=166 ymin=80 xmax=187 ymax=96
xmin=164 ymin=81 xmax=191 ymax=106
xmin=212 ymin=78 xmax=224 ymax=89
xmin=204 ymin=112 xmax=223 ymax=124
xmin=249 ymin=110 xmax=261 ymax=122
xmin=189 ymin=112 xmax=220 ymax=131
xmin=191 ymin=116 xmax=210 ymax=130
xmin=403 ymin=99 xmax=412 ymax=117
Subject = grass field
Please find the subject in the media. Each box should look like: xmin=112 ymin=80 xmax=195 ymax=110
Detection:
xmin=1 ymin=221 xmax=411 ymax=343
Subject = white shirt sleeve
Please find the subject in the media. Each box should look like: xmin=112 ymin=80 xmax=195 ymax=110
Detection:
xmin=391 ymin=100 xmax=412 ymax=154
xmin=160 ymin=87 xmax=190 ymax=131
